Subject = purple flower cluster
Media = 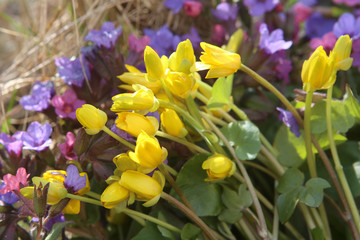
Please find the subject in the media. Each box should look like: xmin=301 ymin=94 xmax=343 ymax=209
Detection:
xmin=20 ymin=122 xmax=52 ymax=152
xmin=0 ymin=132 xmax=23 ymax=156
xmin=84 ymin=22 xmax=122 ymax=49
xmin=211 ymin=2 xmax=238 ymax=21
xmin=51 ymin=89 xmax=85 ymax=119
xmin=20 ymin=81 xmax=54 ymax=112
xmin=259 ymin=24 xmax=292 ymax=54
xmin=305 ymin=12 xmax=336 ymax=38
xmin=333 ymin=13 xmax=360 ymax=39
xmin=244 ymin=0 xmax=279 ymax=17
xmin=55 ymin=56 xmax=90 ymax=87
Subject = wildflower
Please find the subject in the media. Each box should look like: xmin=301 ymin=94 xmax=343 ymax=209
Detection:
xmin=0 ymin=168 xmax=29 ymax=204
xmin=276 ymin=108 xmax=301 ymax=137
xmin=198 ymin=42 xmax=241 ymax=78
xmin=310 ymin=32 xmax=337 ymax=52
xmin=32 ymin=213 xmax=66 ymax=232
xmin=330 ymin=35 xmax=353 ymax=71
xmin=20 ymin=81 xmax=54 ymax=112
xmin=202 ymin=154 xmax=236 ymax=181
xmin=55 ymin=56 xmax=90 ymax=87
xmin=333 ymin=13 xmax=360 ymax=39
xmin=84 ymin=21 xmax=122 ymax=49
xmin=59 ymin=132 xmax=77 ymax=160
xmin=144 ymin=46 xmax=165 ymax=81
xmin=301 ymin=46 xmax=336 ymax=92
xmin=332 ymin=0 xmax=358 ymax=7
xmin=293 ymin=3 xmax=313 ymax=24
xmin=165 ymin=72 xmax=195 ymax=98
xmin=184 ymin=1 xmax=202 ymax=17
xmin=211 ymin=2 xmax=238 ymax=21
xmin=20 ymin=121 xmax=52 ymax=151
xmin=101 ymin=181 xmax=130 ymax=209
xmin=305 ymin=12 xmax=336 ymax=39
xmin=128 ymin=34 xmax=151 ymax=53
xmin=76 ymin=104 xmax=108 ymax=135
xmin=164 ymin=0 xmax=184 ymax=13
xmin=169 ymin=39 xmax=196 ymax=74
xmin=0 ymin=132 xmax=23 ymax=156
xmin=52 ymin=89 xmax=85 ymax=119
xmin=111 ymin=86 xmax=159 ymax=115
xmin=181 ymin=27 xmax=202 ymax=49
xmin=211 ymin=24 xmax=226 ymax=46
xmin=113 ymin=153 xmax=138 ymax=172
xmin=259 ymin=24 xmax=292 ymax=54
xmin=243 ymin=0 xmax=279 ymax=17
xmin=128 ymin=131 xmax=168 ymax=173
xmin=144 ymin=25 xmax=179 ymax=56
xmin=160 ymin=108 xmax=188 ymax=138
xmin=119 ymin=170 xmax=165 ymax=207
xmin=115 ymin=112 xmax=159 ymax=137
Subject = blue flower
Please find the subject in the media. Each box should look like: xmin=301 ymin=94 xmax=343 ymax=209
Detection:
xmin=55 ymin=56 xmax=90 ymax=87
xmin=0 ymin=132 xmax=23 ymax=156
xmin=333 ymin=13 xmax=360 ymax=39
xmin=164 ymin=0 xmax=184 ymax=13
xmin=20 ymin=121 xmax=52 ymax=151
xmin=19 ymin=81 xmax=54 ymax=111
xmin=181 ymin=27 xmax=202 ymax=49
xmin=276 ymin=107 xmax=301 ymax=137
xmin=63 ymin=165 xmax=86 ymax=194
xmin=211 ymin=2 xmax=238 ymax=21
xmin=305 ymin=12 xmax=336 ymax=39
xmin=243 ymin=0 xmax=278 ymax=17
xmin=0 ymin=183 xmax=19 ymax=205
xmin=84 ymin=22 xmax=122 ymax=49
xmin=144 ymin=25 xmax=179 ymax=56
xmin=259 ymin=23 xmax=292 ymax=54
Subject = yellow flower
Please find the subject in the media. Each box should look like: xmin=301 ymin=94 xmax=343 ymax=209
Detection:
xmin=111 ymin=86 xmax=159 ymax=115
xmin=144 ymin=46 xmax=165 ymax=82
xmin=119 ymin=170 xmax=165 ymax=207
xmin=202 ymin=154 xmax=236 ymax=181
xmin=62 ymin=199 xmax=80 ymax=214
xmin=128 ymin=131 xmax=168 ymax=173
xmin=226 ymin=29 xmax=244 ymax=53
xmin=169 ymin=39 xmax=196 ymax=74
xmin=115 ymin=112 xmax=159 ymax=137
xmin=160 ymin=108 xmax=188 ymax=138
xmin=76 ymin=104 xmax=108 ymax=135
xmin=113 ymin=153 xmax=138 ymax=172
xmin=197 ymin=42 xmax=241 ymax=78
xmin=301 ymin=46 xmax=336 ymax=92
xmin=101 ymin=181 xmax=130 ymax=209
xmin=330 ymin=35 xmax=353 ymax=71
xmin=164 ymin=72 xmax=195 ymax=98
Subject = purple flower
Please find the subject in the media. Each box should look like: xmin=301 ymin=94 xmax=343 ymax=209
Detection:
xmin=243 ymin=0 xmax=279 ymax=17
xmin=0 ymin=132 xmax=23 ymax=156
xmin=270 ymin=52 xmax=293 ymax=83
xmin=164 ymin=0 xmax=184 ymax=13
xmin=276 ymin=107 xmax=301 ymax=137
xmin=20 ymin=81 xmax=54 ymax=111
xmin=21 ymin=121 xmax=52 ymax=151
xmin=333 ymin=13 xmax=360 ymax=39
xmin=309 ymin=32 xmax=337 ymax=52
xmin=55 ymin=56 xmax=90 ymax=87
xmin=351 ymin=39 xmax=360 ymax=71
xmin=128 ymin=34 xmax=151 ymax=53
xmin=51 ymin=89 xmax=85 ymax=119
xmin=332 ymin=0 xmax=358 ymax=7
xmin=144 ymin=25 xmax=179 ymax=56
xmin=84 ymin=22 xmax=122 ymax=49
xmin=181 ymin=27 xmax=202 ymax=49
xmin=59 ymin=132 xmax=77 ymax=160
xmin=0 ymin=183 xmax=18 ymax=204
xmin=211 ymin=24 xmax=226 ymax=45
xmin=301 ymin=0 xmax=317 ymax=6
xmin=305 ymin=12 xmax=336 ymax=38
xmin=259 ymin=24 xmax=292 ymax=54
xmin=63 ymin=165 xmax=86 ymax=193
xmin=32 ymin=213 xmax=65 ymax=232
xmin=184 ymin=1 xmax=202 ymax=17
xmin=211 ymin=2 xmax=238 ymax=21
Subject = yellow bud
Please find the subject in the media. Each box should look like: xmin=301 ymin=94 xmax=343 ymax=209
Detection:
xmin=111 ymin=87 xmax=159 ymax=115
xmin=128 ymin=131 xmax=167 ymax=173
xmin=301 ymin=46 xmax=336 ymax=92
xmin=164 ymin=72 xmax=195 ymax=98
xmin=62 ymin=199 xmax=80 ymax=214
xmin=42 ymin=170 xmax=66 ymax=183
xmin=160 ymin=108 xmax=188 ymax=138
xmin=144 ymin=46 xmax=165 ymax=81
xmin=226 ymin=29 xmax=244 ymax=53
xmin=32 ymin=177 xmax=68 ymax=205
xmin=116 ymin=112 xmax=159 ymax=137
xmin=76 ymin=104 xmax=108 ymax=135
xmin=202 ymin=154 xmax=236 ymax=181
xmin=101 ymin=181 xmax=130 ymax=209
xmin=198 ymin=42 xmax=241 ymax=78
xmin=113 ymin=153 xmax=138 ymax=172
xmin=330 ymin=35 xmax=353 ymax=71
xmin=119 ymin=170 xmax=164 ymax=206
xmin=169 ymin=39 xmax=196 ymax=74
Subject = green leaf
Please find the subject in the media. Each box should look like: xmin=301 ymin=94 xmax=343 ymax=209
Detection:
xmin=310 ymin=101 xmax=327 ymax=134
xmin=299 ymin=178 xmax=330 ymax=207
xmin=218 ymin=208 xmax=243 ymax=224
xmin=237 ymin=184 xmax=252 ymax=208
xmin=174 ymin=154 xmax=222 ymax=216
xmin=277 ymin=188 xmax=301 ymax=223
xmin=220 ymin=121 xmax=261 ymax=160
xmin=221 ymin=187 xmax=243 ymax=211
xmin=85 ymin=204 xmax=100 ymax=224
xmin=181 ymin=223 xmax=201 ymax=240
xmin=277 ymin=168 xmax=304 ymax=194
xmin=331 ymin=101 xmax=354 ymax=133
xmin=207 ymin=75 xmax=233 ymax=109
xmin=132 ymin=222 xmax=170 ymax=240
xmin=45 ymin=221 xmax=71 ymax=240
xmin=157 ymin=212 xmax=176 ymax=240
xmin=344 ymin=85 xmax=360 ymax=123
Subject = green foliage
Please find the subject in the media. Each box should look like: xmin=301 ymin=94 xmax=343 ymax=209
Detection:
xmin=157 ymin=212 xmax=177 ymax=240
xmin=180 ymin=223 xmax=202 ymax=240
xmin=132 ymin=222 xmax=169 ymax=240
xmin=45 ymin=222 xmax=71 ymax=240
xmin=344 ymin=85 xmax=360 ymax=123
xmin=175 ymin=154 xmax=222 ymax=216
xmin=311 ymin=227 xmax=325 ymax=240
xmin=207 ymin=75 xmax=233 ymax=109
xmin=220 ymin=121 xmax=261 ymax=160
xmin=277 ymin=168 xmax=304 ymax=193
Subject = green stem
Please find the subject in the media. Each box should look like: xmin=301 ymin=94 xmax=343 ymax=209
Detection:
xmin=66 ymin=193 xmax=103 ymax=206
xmin=155 ymin=131 xmax=209 ymax=154
xmin=122 ymin=208 xmax=182 ymax=234
xmin=85 ymin=191 xmax=101 ymax=200
xmin=229 ymin=103 xmax=248 ymax=120
xmin=102 ymin=126 xmax=135 ymax=150
xmin=326 ymin=86 xmax=360 ymax=235
xmin=162 ymin=163 xmax=178 ymax=177
xmin=304 ymin=90 xmax=316 ymax=178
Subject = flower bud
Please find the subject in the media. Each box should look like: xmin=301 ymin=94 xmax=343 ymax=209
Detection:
xmin=144 ymin=46 xmax=165 ymax=81
xmin=202 ymin=154 xmax=236 ymax=181
xmin=116 ymin=112 xmax=159 ymax=137
xmin=113 ymin=153 xmax=138 ymax=172
xmin=330 ymin=35 xmax=353 ymax=71
xmin=169 ymin=39 xmax=196 ymax=74
xmin=76 ymin=104 xmax=108 ymax=135
xmin=160 ymin=108 xmax=188 ymax=138
xmin=101 ymin=181 xmax=130 ymax=209
xmin=164 ymin=72 xmax=195 ymax=99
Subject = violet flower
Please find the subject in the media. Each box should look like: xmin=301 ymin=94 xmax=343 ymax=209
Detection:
xmin=55 ymin=56 xmax=90 ymax=87
xmin=305 ymin=12 xmax=336 ymax=38
xmin=309 ymin=32 xmax=337 ymax=52
xmin=84 ymin=22 xmax=122 ymax=49
xmin=59 ymin=132 xmax=77 ymax=160
xmin=351 ymin=39 xmax=360 ymax=71
xmin=63 ymin=165 xmax=86 ymax=194
xmin=51 ymin=89 xmax=85 ymax=119
xmin=181 ymin=27 xmax=202 ymax=49
xmin=0 ymin=183 xmax=18 ymax=204
xmin=20 ymin=81 xmax=54 ymax=112
xmin=293 ymin=3 xmax=313 ymax=25
xmin=333 ymin=13 xmax=360 ymax=39
xmin=270 ymin=52 xmax=293 ymax=84
xmin=0 ymin=132 xmax=23 ymax=156
xmin=164 ymin=0 xmax=184 ymax=13
xmin=32 ymin=213 xmax=66 ymax=232
xmin=211 ymin=24 xmax=226 ymax=45
xmin=243 ymin=0 xmax=279 ymax=17
xmin=0 ymin=168 xmax=29 ymax=204
xmin=259 ymin=24 xmax=292 ymax=54
xmin=184 ymin=1 xmax=202 ymax=17
xmin=144 ymin=25 xmax=179 ymax=56
xmin=332 ymin=0 xmax=358 ymax=7
xmin=21 ymin=121 xmax=52 ymax=151
xmin=276 ymin=107 xmax=301 ymax=137
xmin=211 ymin=2 xmax=238 ymax=21
xmin=128 ymin=34 xmax=151 ymax=54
